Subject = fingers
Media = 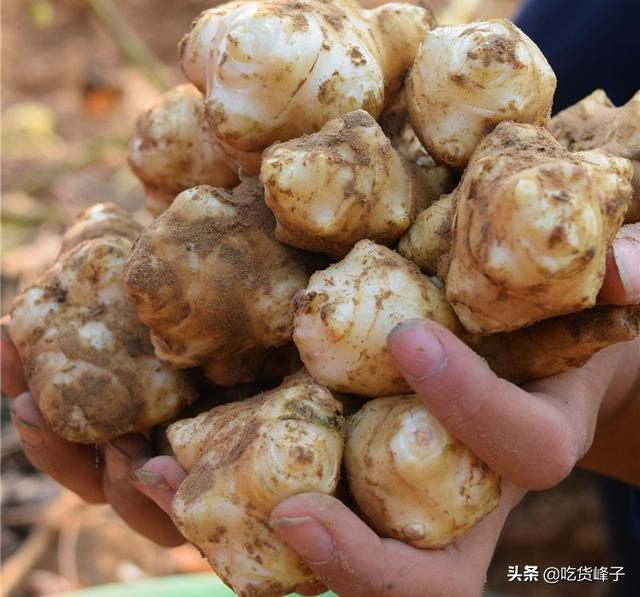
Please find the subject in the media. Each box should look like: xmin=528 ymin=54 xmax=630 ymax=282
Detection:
xmin=103 ymin=435 xmax=185 ymax=547
xmin=1 ymin=315 xmax=28 ymax=398
xmin=271 ymin=490 xmax=522 ymax=597
xmin=599 ymin=223 xmax=640 ymax=305
xmin=131 ymin=455 xmax=187 ymax=517
xmin=10 ymin=393 xmax=105 ymax=503
xmin=387 ymin=320 xmax=604 ymax=489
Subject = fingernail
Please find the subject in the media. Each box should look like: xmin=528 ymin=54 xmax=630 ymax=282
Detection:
xmin=106 ymin=442 xmax=134 ymax=481
xmin=134 ymin=467 xmax=170 ymax=491
xmin=271 ymin=516 xmax=334 ymax=564
xmin=388 ymin=321 xmax=447 ymax=380
xmin=613 ymin=236 xmax=640 ymax=303
xmin=10 ymin=394 xmax=44 ymax=448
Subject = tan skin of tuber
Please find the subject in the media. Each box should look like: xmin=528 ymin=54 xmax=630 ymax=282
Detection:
xmin=2 ymin=226 xmax=639 ymax=594
xmin=123 ymin=179 xmax=309 ymax=386
xmin=549 ymin=90 xmax=640 ymax=224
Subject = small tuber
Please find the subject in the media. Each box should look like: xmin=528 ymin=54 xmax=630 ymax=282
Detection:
xmin=549 ymin=89 xmax=640 ymax=223
xmin=345 ymin=395 xmax=500 ymax=548
xmin=128 ymin=84 xmax=239 ymax=214
xmin=398 ymin=191 xmax=456 ymax=276
xmin=169 ymin=373 xmax=344 ymax=597
xmin=261 ymin=110 xmax=429 ymax=258
xmin=406 ymin=19 xmax=556 ymax=168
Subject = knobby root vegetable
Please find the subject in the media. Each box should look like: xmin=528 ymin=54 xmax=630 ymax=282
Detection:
xmin=398 ymin=192 xmax=456 ymax=275
xmin=292 ymin=240 xmax=461 ymax=396
xmin=59 ymin=202 xmax=143 ymax=255
xmin=168 ymin=374 xmax=344 ymax=597
xmin=9 ymin=234 xmax=196 ymax=443
xmin=549 ymin=90 xmax=640 ymax=223
xmin=406 ymin=19 xmax=556 ymax=169
xmin=261 ymin=110 xmax=430 ymax=258
xmin=291 ymin=239 xmax=638 ymax=395
xmin=123 ymin=180 xmax=309 ymax=385
xmin=379 ymin=90 xmax=455 ymax=204
xmin=446 ymin=122 xmax=633 ymax=334
xmin=471 ymin=304 xmax=640 ymax=384
xmin=179 ymin=0 xmax=435 ymax=172
xmin=345 ymin=395 xmax=500 ymax=548
xmin=128 ymin=84 xmax=239 ymax=214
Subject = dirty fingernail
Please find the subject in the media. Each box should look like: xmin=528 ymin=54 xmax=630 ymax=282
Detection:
xmin=613 ymin=236 xmax=640 ymax=303
xmin=388 ymin=322 xmax=447 ymax=380
xmin=271 ymin=516 xmax=334 ymax=564
xmin=134 ymin=467 xmax=170 ymax=490
xmin=11 ymin=393 xmax=44 ymax=448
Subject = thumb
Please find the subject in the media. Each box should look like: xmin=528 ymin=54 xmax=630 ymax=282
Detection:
xmin=599 ymin=223 xmax=640 ymax=305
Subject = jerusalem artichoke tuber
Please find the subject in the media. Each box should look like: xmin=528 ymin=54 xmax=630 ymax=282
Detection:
xmin=123 ymin=180 xmax=309 ymax=385
xmin=128 ymin=84 xmax=239 ymax=214
xmin=446 ymin=122 xmax=633 ymax=334
xmin=60 ymin=202 xmax=142 ymax=254
xmin=471 ymin=304 xmax=640 ymax=384
xmin=398 ymin=191 xmax=456 ymax=275
xmin=9 ymin=233 xmax=196 ymax=443
xmin=549 ymin=90 xmax=640 ymax=223
xmin=179 ymin=0 xmax=434 ymax=172
xmin=292 ymin=240 xmax=461 ymax=396
xmin=261 ymin=110 xmax=429 ymax=258
xmin=406 ymin=19 xmax=556 ymax=168
xmin=345 ymin=395 xmax=500 ymax=548
xmin=169 ymin=373 xmax=344 ymax=597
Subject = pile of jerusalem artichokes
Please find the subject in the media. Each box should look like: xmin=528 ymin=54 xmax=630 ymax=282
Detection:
xmin=8 ymin=1 xmax=640 ymax=595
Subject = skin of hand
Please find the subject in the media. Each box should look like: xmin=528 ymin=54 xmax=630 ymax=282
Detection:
xmin=0 ymin=315 xmax=184 ymax=547
xmin=1 ymin=224 xmax=638 ymax=592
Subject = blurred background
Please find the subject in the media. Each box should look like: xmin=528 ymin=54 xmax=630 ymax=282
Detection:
xmin=0 ymin=1 xmax=631 ymax=596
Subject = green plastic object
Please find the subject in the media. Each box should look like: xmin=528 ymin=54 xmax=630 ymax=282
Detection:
xmin=56 ymin=573 xmax=336 ymax=597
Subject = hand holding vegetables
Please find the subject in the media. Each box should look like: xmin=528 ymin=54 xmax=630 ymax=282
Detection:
xmin=6 ymin=1 xmax=640 ymax=596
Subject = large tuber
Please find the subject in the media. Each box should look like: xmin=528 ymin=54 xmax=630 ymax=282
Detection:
xmin=123 ymin=180 xmax=309 ymax=385
xmin=406 ymin=19 xmax=556 ymax=169
xmin=445 ymin=122 xmax=632 ymax=334
xmin=10 ymin=210 xmax=196 ymax=443
xmin=179 ymin=0 xmax=435 ymax=172
xmin=345 ymin=395 xmax=500 ymax=548
xmin=169 ymin=373 xmax=344 ymax=597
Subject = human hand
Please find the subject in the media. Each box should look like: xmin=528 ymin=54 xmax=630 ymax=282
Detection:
xmin=0 ymin=315 xmax=184 ymax=547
